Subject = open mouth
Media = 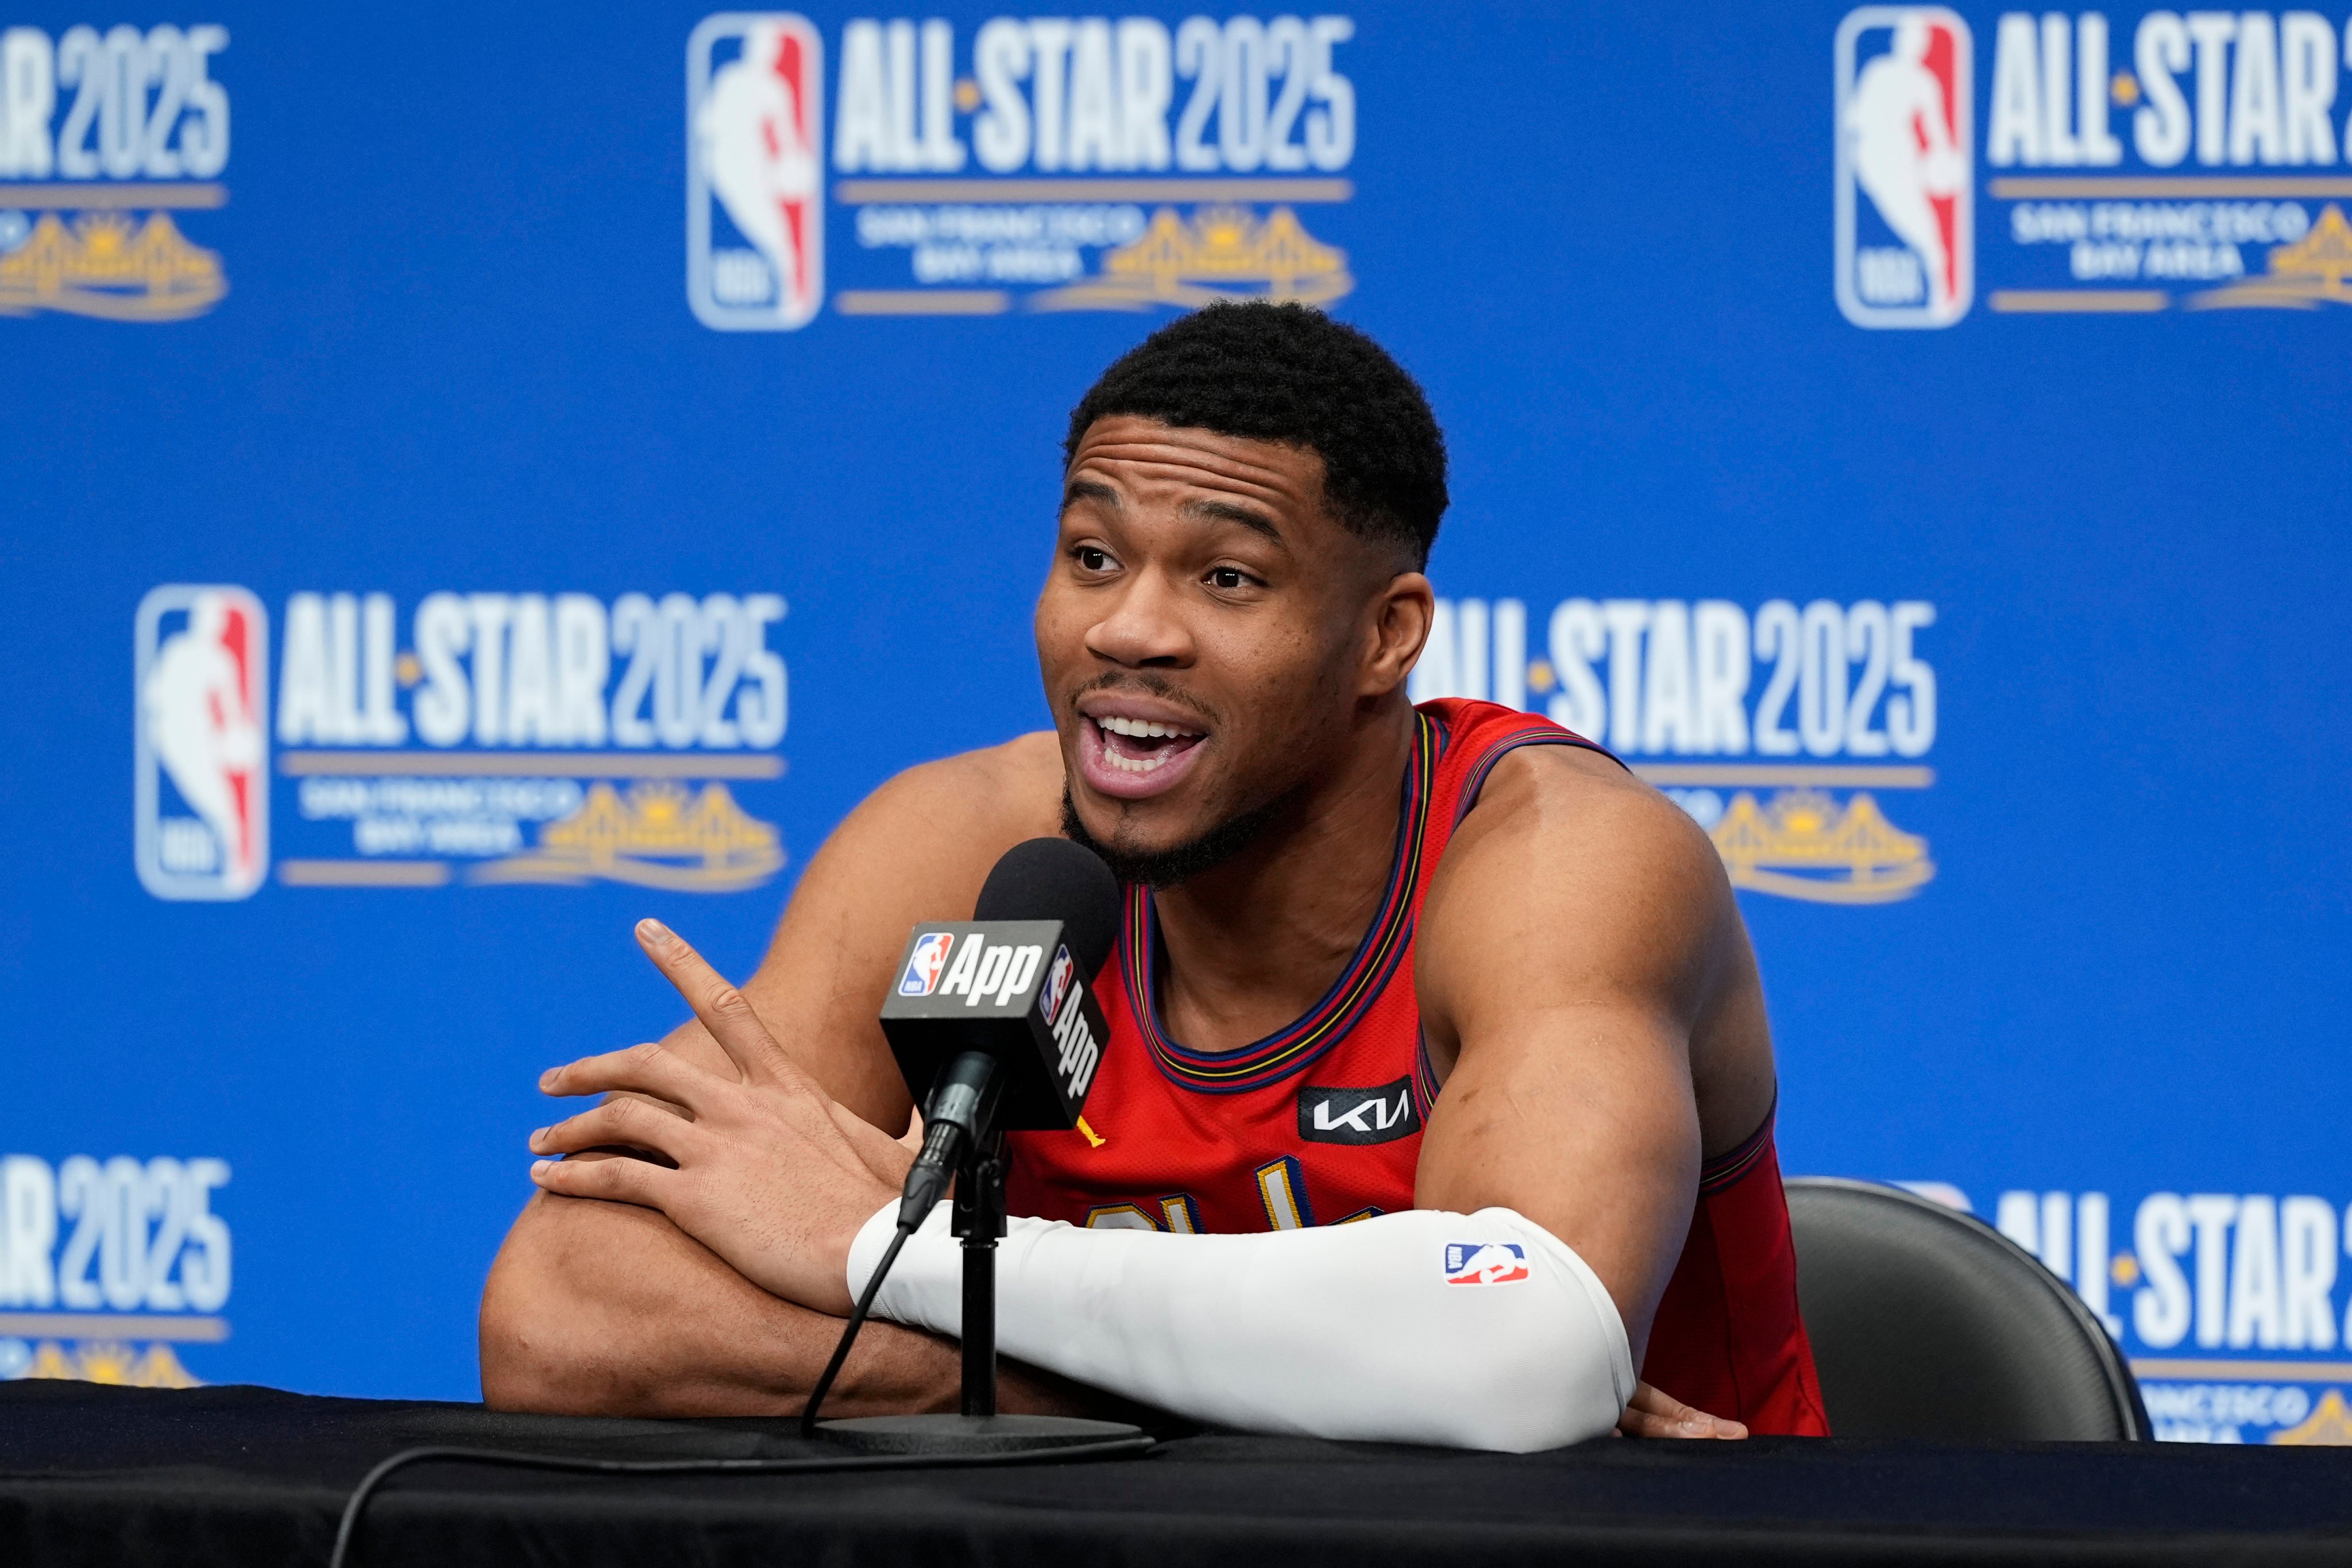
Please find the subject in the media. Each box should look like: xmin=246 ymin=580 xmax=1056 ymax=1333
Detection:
xmin=1075 ymin=705 xmax=1212 ymax=801
xmin=1092 ymin=714 xmax=1206 ymax=775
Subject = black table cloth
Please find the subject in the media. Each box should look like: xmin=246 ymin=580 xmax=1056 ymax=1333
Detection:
xmin=5 ymin=1380 xmax=2352 ymax=1565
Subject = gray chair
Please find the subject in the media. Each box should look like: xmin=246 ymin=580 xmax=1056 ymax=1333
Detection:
xmin=1785 ymin=1177 xmax=2149 ymax=1440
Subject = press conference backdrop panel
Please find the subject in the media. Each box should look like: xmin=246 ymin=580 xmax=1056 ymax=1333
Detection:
xmin=2 ymin=1 xmax=2348 ymax=1449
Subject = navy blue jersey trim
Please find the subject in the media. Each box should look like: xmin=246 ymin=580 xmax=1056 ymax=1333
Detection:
xmin=1453 ymin=725 xmax=1625 ymax=829
xmin=1697 ymin=1094 xmax=1779 ymax=1197
xmin=1130 ymin=713 xmax=1438 ymax=1096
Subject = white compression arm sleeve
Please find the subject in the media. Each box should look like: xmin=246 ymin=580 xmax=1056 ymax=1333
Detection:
xmin=846 ymin=1201 xmax=1633 ymax=1453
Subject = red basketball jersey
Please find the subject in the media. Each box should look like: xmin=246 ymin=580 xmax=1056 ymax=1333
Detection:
xmin=1004 ymin=698 xmax=1829 ymax=1436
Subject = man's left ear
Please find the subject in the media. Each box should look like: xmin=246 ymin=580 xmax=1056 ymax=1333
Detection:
xmin=1361 ymin=571 xmax=1435 ymax=698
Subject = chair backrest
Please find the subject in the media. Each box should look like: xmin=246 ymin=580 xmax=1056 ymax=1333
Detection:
xmin=1785 ymin=1177 xmax=2149 ymax=1440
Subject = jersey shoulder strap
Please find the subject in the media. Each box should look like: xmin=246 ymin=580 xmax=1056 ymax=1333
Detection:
xmin=1415 ymin=697 xmax=1622 ymax=831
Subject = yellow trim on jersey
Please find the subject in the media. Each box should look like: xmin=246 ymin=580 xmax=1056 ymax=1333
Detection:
xmin=1256 ymin=1158 xmax=1310 ymax=1230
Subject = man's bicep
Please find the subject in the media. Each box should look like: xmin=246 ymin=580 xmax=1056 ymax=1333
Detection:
xmin=1412 ymin=1001 xmax=1698 ymax=1360
xmin=1412 ymin=766 xmax=1729 ymax=1358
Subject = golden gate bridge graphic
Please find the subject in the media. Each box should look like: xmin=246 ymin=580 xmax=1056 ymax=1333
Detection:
xmin=1034 ymin=204 xmax=1353 ymax=311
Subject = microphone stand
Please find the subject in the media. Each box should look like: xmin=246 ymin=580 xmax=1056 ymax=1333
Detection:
xmin=956 ymin=1129 xmax=1007 ymax=1418
xmin=815 ymin=1126 xmax=1149 ymax=1457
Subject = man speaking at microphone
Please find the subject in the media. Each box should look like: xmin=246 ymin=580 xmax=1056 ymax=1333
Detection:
xmin=480 ymin=303 xmax=1828 ymax=1448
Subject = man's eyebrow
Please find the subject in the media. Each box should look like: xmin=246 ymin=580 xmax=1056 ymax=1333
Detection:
xmin=1061 ymin=478 xmax=1121 ymax=512
xmin=1061 ymin=481 xmax=1289 ymax=550
xmin=1180 ymin=497 xmax=1287 ymax=547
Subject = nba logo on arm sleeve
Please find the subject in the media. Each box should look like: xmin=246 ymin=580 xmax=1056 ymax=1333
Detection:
xmin=1836 ymin=7 xmax=1973 ymax=327
xmin=136 ymin=586 xmax=268 ymax=900
xmin=1443 ymin=1243 xmax=1530 ymax=1286
xmin=688 ymin=13 xmax=825 ymax=330
xmin=899 ymin=930 xmax=956 ymax=995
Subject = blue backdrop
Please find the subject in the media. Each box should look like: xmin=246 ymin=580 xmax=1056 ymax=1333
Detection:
xmin=4 ymin=1 xmax=2349 ymax=1446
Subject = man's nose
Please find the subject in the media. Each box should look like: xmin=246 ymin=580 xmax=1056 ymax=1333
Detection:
xmin=1084 ymin=571 xmax=1194 ymax=669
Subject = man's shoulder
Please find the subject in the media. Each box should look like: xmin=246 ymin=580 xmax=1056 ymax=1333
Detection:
xmin=860 ymin=730 xmax=1067 ymax=841
xmin=888 ymin=729 xmax=1064 ymax=794
xmin=1451 ymin=742 xmax=1721 ymax=891
xmin=785 ymin=731 xmax=1068 ymax=944
xmin=1416 ymin=735 xmax=1775 ymax=1157
xmin=1421 ymin=740 xmax=1733 ymax=984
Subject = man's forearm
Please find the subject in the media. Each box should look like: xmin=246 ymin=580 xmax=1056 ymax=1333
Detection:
xmin=851 ymin=1201 xmax=1632 ymax=1452
xmin=480 ymin=1189 xmax=969 ymax=1418
xmin=480 ymin=1189 xmax=1114 ymax=1419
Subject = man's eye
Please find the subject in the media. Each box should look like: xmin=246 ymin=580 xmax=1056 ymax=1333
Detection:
xmin=1076 ymin=547 xmax=1111 ymax=571
xmin=1208 ymin=568 xmax=1249 ymax=589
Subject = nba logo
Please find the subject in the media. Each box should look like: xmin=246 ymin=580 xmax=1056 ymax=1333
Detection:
xmin=899 ymin=931 xmax=956 ymax=995
xmin=688 ymin=13 xmax=825 ymax=330
xmin=1443 ymin=1242 xmax=1530 ymax=1286
xmin=1836 ymin=8 xmax=1973 ymax=327
xmin=135 ymin=586 xmax=269 ymax=901
xmin=1036 ymin=945 xmax=1075 ymax=1024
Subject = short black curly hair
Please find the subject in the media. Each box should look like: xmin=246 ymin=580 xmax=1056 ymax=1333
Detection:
xmin=1063 ymin=302 xmax=1448 ymax=568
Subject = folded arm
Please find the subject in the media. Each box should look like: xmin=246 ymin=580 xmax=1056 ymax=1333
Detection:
xmin=482 ymin=1175 xmax=965 ymax=1418
xmin=478 ymin=737 xmax=1067 ymax=1415
xmin=519 ymin=747 xmax=1747 ymax=1446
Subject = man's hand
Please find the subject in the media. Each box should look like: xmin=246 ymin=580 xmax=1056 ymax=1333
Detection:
xmin=526 ymin=918 xmax=912 ymax=1316
xmin=1615 ymin=1381 xmax=1748 ymax=1440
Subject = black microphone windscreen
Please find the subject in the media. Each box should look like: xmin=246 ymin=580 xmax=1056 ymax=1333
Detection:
xmin=973 ymin=838 xmax=1119 ymax=978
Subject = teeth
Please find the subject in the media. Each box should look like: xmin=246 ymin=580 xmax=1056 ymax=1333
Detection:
xmin=1098 ymin=715 xmax=1200 ymax=740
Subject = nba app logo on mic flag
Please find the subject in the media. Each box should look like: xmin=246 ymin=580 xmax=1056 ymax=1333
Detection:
xmin=1836 ymin=7 xmax=1973 ymax=327
xmin=1036 ymin=945 xmax=1075 ymax=1024
xmin=899 ymin=932 xmax=957 ymax=996
xmin=135 ymin=585 xmax=269 ymax=900
xmin=688 ymin=13 xmax=825 ymax=330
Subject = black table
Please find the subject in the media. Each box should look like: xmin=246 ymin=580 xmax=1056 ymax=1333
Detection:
xmin=6 ymin=1381 xmax=2352 ymax=1566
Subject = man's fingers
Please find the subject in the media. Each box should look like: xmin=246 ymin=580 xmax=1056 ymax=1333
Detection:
xmin=1615 ymin=1404 xmax=1681 ymax=1439
xmin=1621 ymin=1407 xmax=1720 ymax=1439
xmin=634 ymin=918 xmax=806 ymax=1088
xmin=818 ymin=1096 xmax=917 ymax=1188
xmin=1620 ymin=1382 xmax=1749 ymax=1440
xmin=1626 ymin=1380 xmax=1675 ymax=1416
xmin=529 ymin=1150 xmax=674 ymax=1211
xmin=530 ymin=1096 xmax=702 ymax=1164
xmin=538 ymin=1041 xmax=710 ymax=1111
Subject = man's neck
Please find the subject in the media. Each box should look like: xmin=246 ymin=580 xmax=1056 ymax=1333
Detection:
xmin=1152 ymin=696 xmax=1418 ymax=1055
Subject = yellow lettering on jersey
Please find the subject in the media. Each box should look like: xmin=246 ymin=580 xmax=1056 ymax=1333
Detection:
xmin=1159 ymin=1195 xmax=1199 ymax=1234
xmin=1085 ymin=1203 xmax=1158 ymax=1231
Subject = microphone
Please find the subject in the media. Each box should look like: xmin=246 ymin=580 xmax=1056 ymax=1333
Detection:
xmin=804 ymin=836 xmax=1145 ymax=1452
xmin=882 ymin=838 xmax=1119 ymax=1223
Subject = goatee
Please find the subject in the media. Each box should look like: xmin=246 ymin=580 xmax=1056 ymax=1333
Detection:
xmin=1060 ymin=787 xmax=1293 ymax=889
